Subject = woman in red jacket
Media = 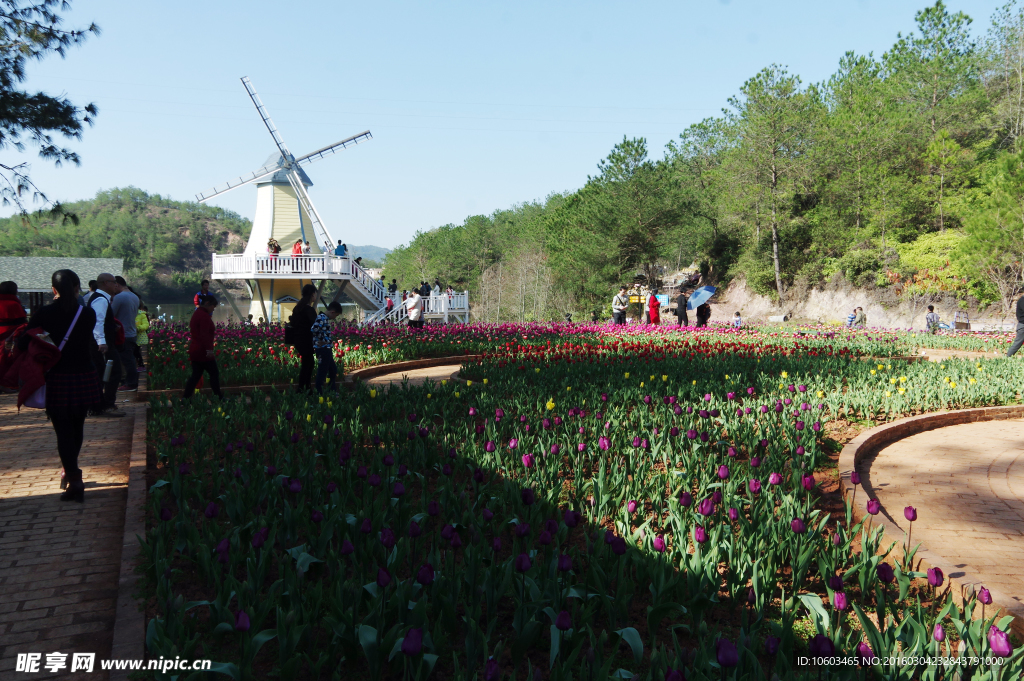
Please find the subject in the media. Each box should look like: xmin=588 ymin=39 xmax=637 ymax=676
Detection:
xmin=647 ymin=292 xmax=661 ymax=326
xmin=183 ymin=294 xmax=222 ymax=398
xmin=0 ymin=280 xmax=27 ymax=343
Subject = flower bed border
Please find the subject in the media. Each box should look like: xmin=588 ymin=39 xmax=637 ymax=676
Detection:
xmin=838 ymin=405 xmax=1024 ymax=638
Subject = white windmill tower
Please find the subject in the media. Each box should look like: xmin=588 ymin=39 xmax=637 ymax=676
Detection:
xmin=199 ymin=76 xmax=388 ymax=323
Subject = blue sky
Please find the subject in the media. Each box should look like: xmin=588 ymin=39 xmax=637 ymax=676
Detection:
xmin=6 ymin=0 xmax=1006 ymax=249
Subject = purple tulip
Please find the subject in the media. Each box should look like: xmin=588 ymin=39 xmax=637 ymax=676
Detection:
xmin=856 ymin=641 xmax=873 ymax=664
xmin=377 ymin=567 xmax=391 ymax=588
xmin=360 ymin=518 xmax=372 ymax=534
xmin=718 ymin=465 xmax=730 ymax=480
xmin=515 ymin=553 xmax=532 ymax=573
xmin=829 ymin=575 xmax=844 ymax=591
xmin=340 ymin=539 xmax=354 ymax=555
xmin=383 ymin=454 xmax=395 ymax=467
xmin=558 ymin=554 xmax=572 ymax=572
xmin=564 ymin=509 xmax=580 ymax=528
xmin=665 ymin=668 xmax=684 ymax=681
xmin=697 ymin=498 xmax=715 ymax=517
xmin=555 ymin=610 xmax=573 ymax=631
xmin=416 ymin=562 xmax=434 ymax=585
xmin=933 ymin=624 xmax=945 ymax=642
xmin=252 ymin=524 xmax=270 ymax=548
xmin=679 ymin=491 xmax=693 ymax=507
xmin=768 ymin=472 xmax=782 ymax=486
xmin=833 ymin=591 xmax=848 ymax=611
xmin=482 ymin=508 xmax=494 ymax=522
xmin=311 ymin=510 xmax=324 ymax=523
xmin=728 ymin=507 xmax=739 ymax=521
xmin=979 ymin=587 xmax=992 ymax=605
xmin=521 ymin=488 xmax=535 ymax=506
xmin=904 ymin=506 xmax=917 ymax=522
xmin=747 ymin=588 xmax=756 ymax=604
xmin=928 ymin=567 xmax=944 ymax=587
xmin=160 ymin=507 xmax=172 ymax=521
xmin=484 ymin=658 xmax=500 ymax=681
xmin=716 ymin=637 xmax=739 ymax=668
xmin=442 ymin=464 xmax=452 ymax=477
xmin=380 ymin=527 xmax=396 ymax=549
xmin=409 ymin=520 xmax=422 ymax=538
xmin=537 ymin=531 xmax=552 ymax=546
xmin=876 ymin=563 xmax=895 ymax=584
xmin=694 ymin=525 xmax=708 ymax=544
xmin=427 ymin=500 xmax=440 ymax=516
xmin=402 ymin=627 xmax=423 ymax=656
xmin=653 ymin=535 xmax=666 ymax=553
xmin=866 ymin=498 xmax=881 ymax=515
xmin=368 ymin=473 xmax=381 ymax=487
xmin=492 ymin=537 xmax=502 ymax=552
xmin=485 ymin=440 xmax=496 ymax=453
xmin=599 ymin=436 xmax=610 ymax=450
xmin=235 ymin=610 xmax=250 ymax=632
xmin=611 ymin=536 xmax=626 ymax=556
xmin=356 ymin=466 xmax=367 ymax=479
xmin=801 ymin=474 xmax=815 ymax=491
xmin=790 ymin=518 xmax=807 ymax=534
xmin=796 ymin=446 xmax=805 ymax=455
xmin=850 ymin=471 xmax=861 ymax=485
xmin=627 ymin=500 xmax=639 ymax=514
xmin=989 ymin=626 xmax=1013 ymax=657
xmin=686 ymin=429 xmax=697 ymax=440
xmin=728 ymin=446 xmax=737 ymax=458
xmin=765 ymin=636 xmax=780 ymax=656
xmin=327 ymin=481 xmax=337 ymax=493
xmin=750 ymin=456 xmax=761 ymax=468
xmin=450 ymin=533 xmax=462 ymax=549
xmin=748 ymin=479 xmax=761 ymax=495
xmin=808 ymin=634 xmax=835 ymax=657
xmin=832 ymin=533 xmax=842 ymax=546
xmin=712 ymin=490 xmax=723 ymax=505
xmin=441 ymin=524 xmax=455 ymax=540
xmin=204 ymin=502 xmax=219 ymax=519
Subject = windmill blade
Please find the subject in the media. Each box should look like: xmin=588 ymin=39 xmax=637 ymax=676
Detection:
xmin=195 ymin=163 xmax=280 ymax=203
xmin=294 ymin=131 xmax=372 ymax=166
xmin=241 ymin=76 xmax=293 ymax=161
xmin=287 ymin=169 xmax=334 ymax=250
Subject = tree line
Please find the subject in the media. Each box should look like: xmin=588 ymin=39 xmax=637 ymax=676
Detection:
xmin=384 ymin=1 xmax=1024 ymax=321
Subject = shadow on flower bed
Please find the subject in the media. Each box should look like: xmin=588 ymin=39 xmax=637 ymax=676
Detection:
xmin=139 ymin=360 xmax=1022 ymax=681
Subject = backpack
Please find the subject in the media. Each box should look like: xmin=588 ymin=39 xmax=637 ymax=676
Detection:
xmin=87 ymin=292 xmax=125 ymax=347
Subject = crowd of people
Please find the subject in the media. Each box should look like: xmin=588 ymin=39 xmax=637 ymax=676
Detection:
xmin=610 ymin=276 xmax=720 ymax=329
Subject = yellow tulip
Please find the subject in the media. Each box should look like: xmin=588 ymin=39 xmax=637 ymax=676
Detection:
xmin=886 ymin=391 xmax=892 ymax=397
xmin=535 ymin=368 xmax=540 ymax=374
xmin=546 ymin=399 xmax=555 ymax=411
xmin=692 ymin=380 xmax=697 ymax=385
xmin=319 ymin=396 xmax=324 ymax=404
xmin=455 ymin=391 xmax=460 ymax=397
xmin=870 ymin=370 xmax=876 ymax=375
xmin=662 ymin=375 xmax=668 ymax=382
xmin=427 ymin=393 xmax=432 ymax=399
xmin=640 ymin=382 xmax=644 ymax=387
xmin=877 ymin=364 xmax=884 ymax=370
xmin=781 ymin=371 xmax=788 ymax=378
xmin=467 ymin=380 xmax=473 ymax=387
xmin=306 ymin=414 xmax=311 ymax=422
xmin=725 ymin=374 xmax=729 ymax=379
xmin=899 ymin=376 xmax=906 ymax=383
xmin=483 ymin=378 xmax=489 ymax=385
xmin=624 ymin=372 xmax=630 ymax=379
xmin=370 ymin=389 xmax=377 ymax=398
xmin=890 ymin=378 xmax=896 ymax=384
xmin=816 ymin=391 xmax=824 ymax=398
xmin=566 ymin=386 xmax=571 ymax=391
xmin=441 ymin=379 xmax=448 ymax=386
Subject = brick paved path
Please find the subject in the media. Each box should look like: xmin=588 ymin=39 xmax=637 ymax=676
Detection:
xmin=365 ymin=364 xmax=462 ymax=388
xmin=867 ymin=419 xmax=1024 ymax=619
xmin=0 ymin=394 xmax=138 ymax=680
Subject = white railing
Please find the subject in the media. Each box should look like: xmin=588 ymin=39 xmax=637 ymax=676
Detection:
xmin=362 ymin=292 xmax=471 ymax=326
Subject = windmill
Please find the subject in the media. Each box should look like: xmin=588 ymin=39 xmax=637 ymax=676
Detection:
xmin=199 ymin=76 xmax=379 ymax=323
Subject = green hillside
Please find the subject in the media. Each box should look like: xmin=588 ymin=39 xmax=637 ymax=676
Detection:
xmin=0 ymin=186 xmax=251 ymax=301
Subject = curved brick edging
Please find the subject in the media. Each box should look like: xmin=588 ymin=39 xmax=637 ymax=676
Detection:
xmin=108 ymin=404 xmax=148 ymax=680
xmin=838 ymin=405 xmax=1024 ymax=638
xmin=346 ymin=355 xmax=481 ymax=383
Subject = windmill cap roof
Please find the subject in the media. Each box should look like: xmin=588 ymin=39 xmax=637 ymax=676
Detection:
xmin=255 ymin=153 xmax=312 ymax=187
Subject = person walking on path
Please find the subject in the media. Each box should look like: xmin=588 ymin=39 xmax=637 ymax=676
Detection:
xmin=0 ymin=281 xmax=26 ymax=342
xmin=674 ymin=289 xmax=689 ymax=327
xmin=312 ymin=301 xmax=343 ymax=393
xmin=1007 ymin=295 xmax=1024 ymax=357
xmin=405 ymin=289 xmax=423 ymax=329
xmin=647 ymin=291 xmax=661 ymax=325
xmin=925 ymin=305 xmax=941 ymax=334
xmin=289 ymin=284 xmax=318 ymax=392
xmin=20 ymin=270 xmax=101 ymax=502
xmin=612 ymin=287 xmax=629 ymax=325
xmin=183 ymin=294 xmax=222 ymax=398
xmin=111 ymin=276 xmax=140 ymax=392
xmin=135 ymin=305 xmax=150 ymax=369
xmin=846 ymin=308 xmax=856 ymax=327
xmin=88 ymin=273 xmax=124 ymax=417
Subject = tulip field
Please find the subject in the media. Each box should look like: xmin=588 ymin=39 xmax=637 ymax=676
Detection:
xmin=144 ymin=321 xmax=1016 ymax=391
xmin=140 ymin=324 xmax=1023 ymax=680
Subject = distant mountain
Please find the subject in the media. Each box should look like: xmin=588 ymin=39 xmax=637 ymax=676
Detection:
xmin=0 ymin=186 xmax=251 ymax=302
xmin=348 ymin=244 xmax=390 ymax=264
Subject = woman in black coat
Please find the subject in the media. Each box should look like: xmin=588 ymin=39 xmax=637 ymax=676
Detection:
xmin=289 ymin=284 xmax=319 ymax=393
xmin=20 ymin=270 xmax=101 ymax=501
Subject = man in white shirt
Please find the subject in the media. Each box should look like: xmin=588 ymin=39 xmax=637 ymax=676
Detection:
xmin=405 ymin=290 xmax=423 ymax=329
xmin=86 ymin=273 xmax=124 ymax=417
xmin=612 ymin=286 xmax=629 ymax=325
